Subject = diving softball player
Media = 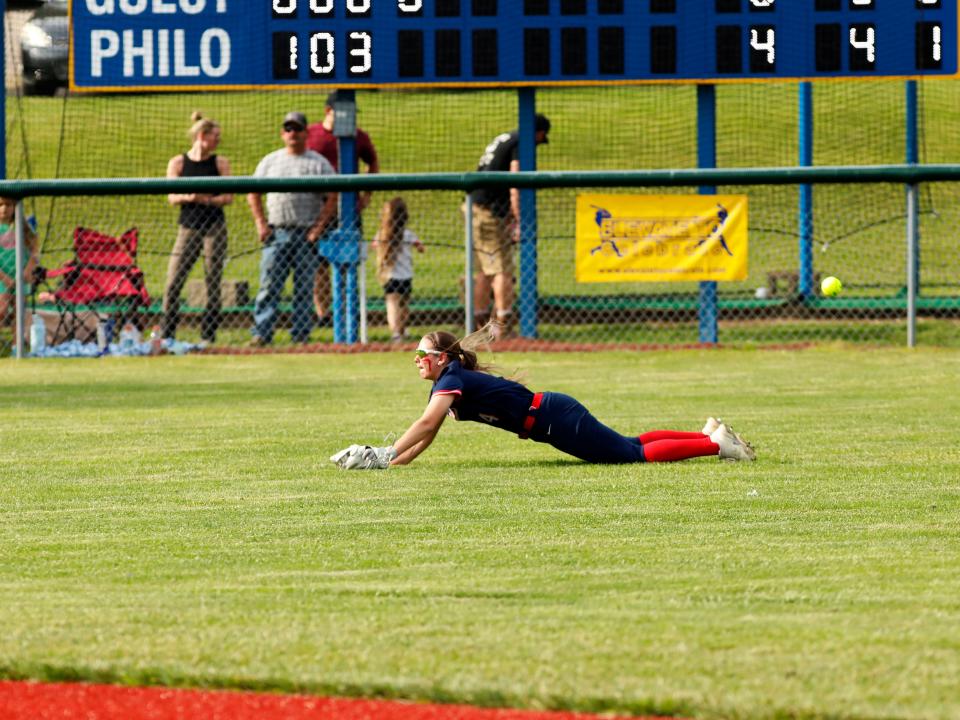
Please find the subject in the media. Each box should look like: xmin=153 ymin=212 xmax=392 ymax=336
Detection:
xmin=331 ymin=328 xmax=755 ymax=470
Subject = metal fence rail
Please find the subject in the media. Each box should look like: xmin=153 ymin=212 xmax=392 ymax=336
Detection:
xmin=6 ymin=164 xmax=960 ymax=195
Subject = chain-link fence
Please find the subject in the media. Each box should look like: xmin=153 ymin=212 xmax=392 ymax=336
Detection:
xmin=3 ymin=166 xmax=958 ymax=357
xmin=2 ymin=37 xmax=959 ymax=355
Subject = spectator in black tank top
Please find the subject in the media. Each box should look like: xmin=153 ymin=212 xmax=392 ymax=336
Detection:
xmin=162 ymin=111 xmax=233 ymax=343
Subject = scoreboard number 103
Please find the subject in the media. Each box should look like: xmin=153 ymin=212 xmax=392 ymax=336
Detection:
xmin=275 ymin=31 xmax=371 ymax=78
xmin=271 ymin=0 xmax=423 ymax=79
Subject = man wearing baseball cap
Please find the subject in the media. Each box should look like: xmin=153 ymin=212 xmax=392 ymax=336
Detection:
xmin=247 ymin=111 xmax=337 ymax=346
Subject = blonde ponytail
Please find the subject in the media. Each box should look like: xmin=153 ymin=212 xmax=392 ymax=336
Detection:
xmin=188 ymin=111 xmax=218 ymax=142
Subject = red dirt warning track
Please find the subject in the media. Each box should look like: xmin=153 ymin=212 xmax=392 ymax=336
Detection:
xmin=0 ymin=681 xmax=671 ymax=720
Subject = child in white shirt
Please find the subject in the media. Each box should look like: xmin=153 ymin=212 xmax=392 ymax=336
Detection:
xmin=371 ymin=197 xmax=425 ymax=342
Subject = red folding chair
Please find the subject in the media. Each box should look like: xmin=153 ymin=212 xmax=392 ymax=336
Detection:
xmin=42 ymin=227 xmax=151 ymax=342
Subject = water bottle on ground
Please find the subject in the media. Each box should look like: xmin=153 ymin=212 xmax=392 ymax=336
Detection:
xmin=30 ymin=314 xmax=46 ymax=353
xmin=119 ymin=322 xmax=140 ymax=353
xmin=149 ymin=325 xmax=163 ymax=355
xmin=96 ymin=321 xmax=105 ymax=351
xmin=96 ymin=315 xmax=114 ymax=354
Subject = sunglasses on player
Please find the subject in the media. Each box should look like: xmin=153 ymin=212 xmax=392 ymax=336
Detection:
xmin=415 ymin=349 xmax=443 ymax=359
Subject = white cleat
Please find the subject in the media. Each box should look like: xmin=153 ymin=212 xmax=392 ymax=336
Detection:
xmin=704 ymin=417 xmax=756 ymax=453
xmin=702 ymin=416 xmax=722 ymax=435
xmin=710 ymin=423 xmax=756 ymax=462
xmin=731 ymin=427 xmax=755 ymax=453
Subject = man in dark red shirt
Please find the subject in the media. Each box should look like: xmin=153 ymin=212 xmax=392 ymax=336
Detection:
xmin=306 ymin=91 xmax=380 ymax=327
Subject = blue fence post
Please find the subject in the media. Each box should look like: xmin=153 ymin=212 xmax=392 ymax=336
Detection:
xmin=906 ymin=80 xmax=919 ymax=167
xmin=517 ymin=88 xmax=539 ymax=338
xmin=330 ymin=259 xmax=344 ymax=342
xmin=905 ymin=79 xmax=920 ymax=291
xmin=328 ymin=89 xmax=359 ymax=344
xmin=697 ymin=84 xmax=718 ymax=345
xmin=798 ymin=82 xmax=814 ymax=299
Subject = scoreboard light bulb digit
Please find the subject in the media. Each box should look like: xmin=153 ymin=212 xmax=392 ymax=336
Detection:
xmin=310 ymin=0 xmax=334 ymax=12
xmin=273 ymin=0 xmax=295 ymax=14
xmin=850 ymin=26 xmax=876 ymax=62
xmin=397 ymin=0 xmax=422 ymax=11
xmin=851 ymin=0 xmax=873 ymax=5
xmin=346 ymin=0 xmax=370 ymax=12
xmin=932 ymin=24 xmax=942 ymax=62
xmin=751 ymin=27 xmax=776 ymax=64
xmin=749 ymin=0 xmax=775 ymax=6
xmin=310 ymin=32 xmax=335 ymax=74
xmin=349 ymin=31 xmax=372 ymax=73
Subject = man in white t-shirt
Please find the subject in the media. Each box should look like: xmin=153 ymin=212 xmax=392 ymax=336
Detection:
xmin=247 ymin=111 xmax=337 ymax=346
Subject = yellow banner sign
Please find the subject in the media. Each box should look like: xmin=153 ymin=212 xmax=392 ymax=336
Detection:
xmin=575 ymin=194 xmax=748 ymax=283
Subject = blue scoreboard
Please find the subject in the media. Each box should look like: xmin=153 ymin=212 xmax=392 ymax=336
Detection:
xmin=70 ymin=0 xmax=958 ymax=91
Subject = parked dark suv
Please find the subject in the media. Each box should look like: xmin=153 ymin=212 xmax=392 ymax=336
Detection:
xmin=20 ymin=0 xmax=68 ymax=95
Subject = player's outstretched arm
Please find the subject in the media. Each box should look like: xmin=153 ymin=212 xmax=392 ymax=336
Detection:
xmin=391 ymin=394 xmax=454 ymax=466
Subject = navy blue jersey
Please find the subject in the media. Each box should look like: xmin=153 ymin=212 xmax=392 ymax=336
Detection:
xmin=430 ymin=359 xmax=533 ymax=434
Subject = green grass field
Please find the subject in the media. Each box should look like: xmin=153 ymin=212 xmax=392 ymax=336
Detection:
xmin=2 ymin=347 xmax=959 ymax=719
